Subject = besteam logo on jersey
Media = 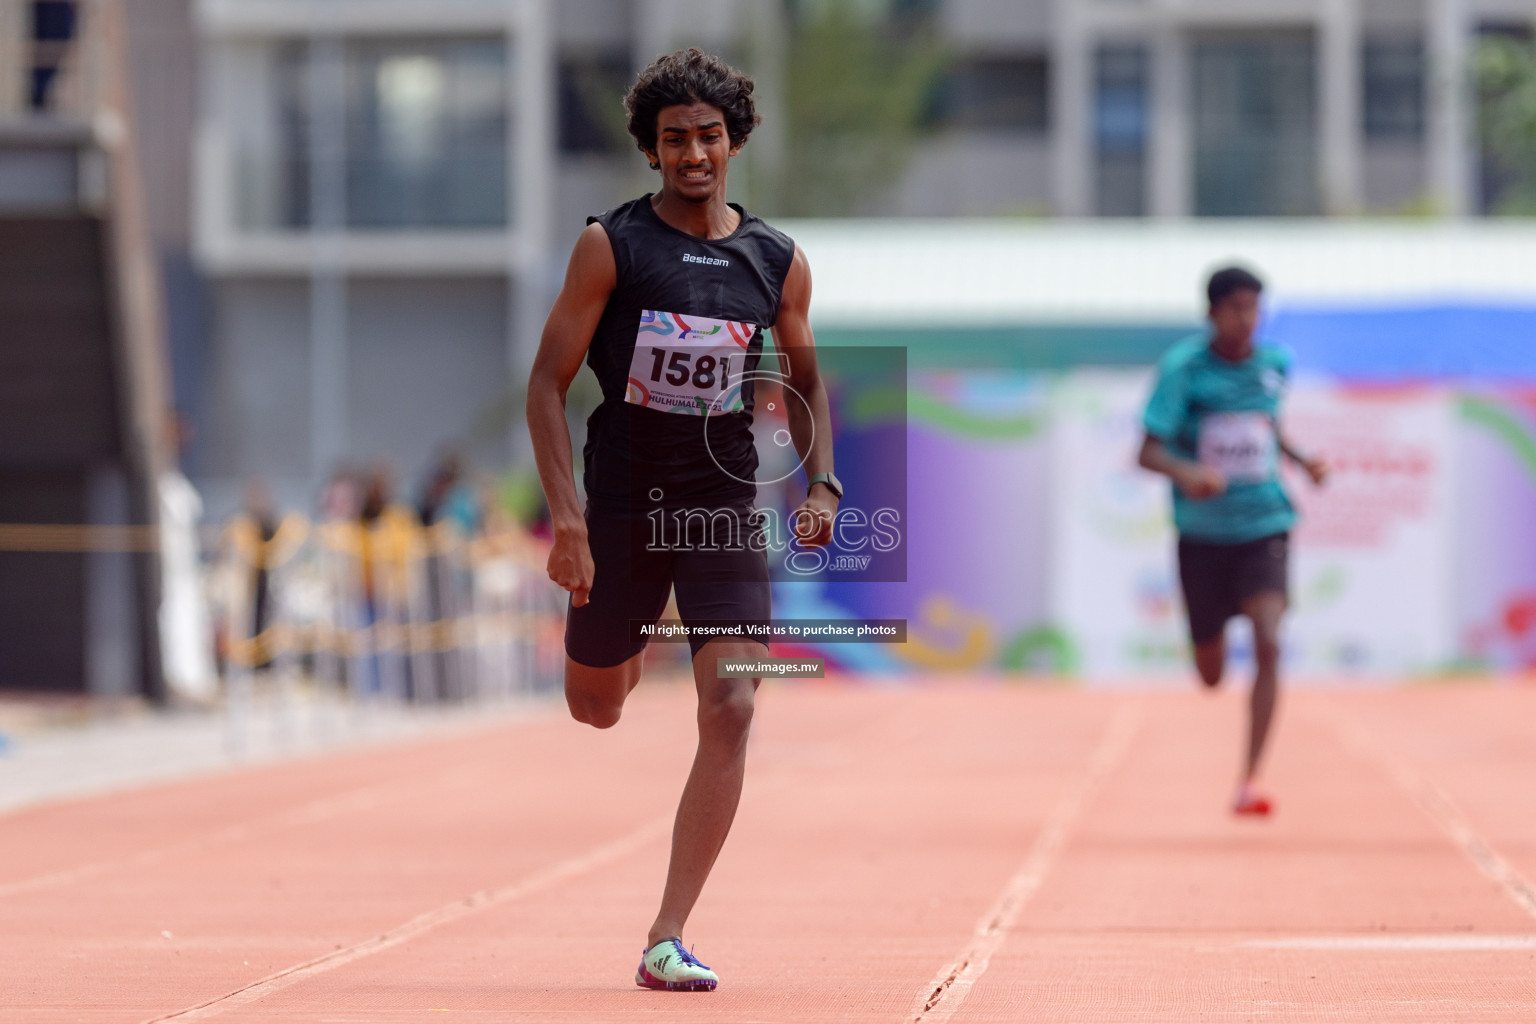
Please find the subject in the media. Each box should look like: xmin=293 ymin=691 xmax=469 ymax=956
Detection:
xmin=626 ymin=310 xmax=756 ymax=415
xmin=682 ymin=253 xmax=730 ymax=267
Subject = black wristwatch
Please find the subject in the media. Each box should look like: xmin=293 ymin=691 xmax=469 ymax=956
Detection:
xmin=806 ymin=471 xmax=843 ymax=499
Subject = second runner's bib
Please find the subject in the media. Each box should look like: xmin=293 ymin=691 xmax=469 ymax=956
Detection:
xmin=1197 ymin=411 xmax=1277 ymax=483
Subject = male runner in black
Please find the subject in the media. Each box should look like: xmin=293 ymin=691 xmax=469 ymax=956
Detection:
xmin=1138 ymin=267 xmax=1328 ymax=816
xmin=526 ymin=49 xmax=838 ymax=990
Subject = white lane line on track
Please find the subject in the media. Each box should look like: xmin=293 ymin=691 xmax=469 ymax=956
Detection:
xmin=909 ymin=700 xmax=1144 ymax=1024
xmin=141 ymin=813 xmax=674 ymax=1023
xmin=1322 ymin=701 xmax=1536 ymax=924
xmin=1243 ymin=935 xmax=1536 ymax=951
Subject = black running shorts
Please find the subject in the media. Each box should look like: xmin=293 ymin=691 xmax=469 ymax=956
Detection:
xmin=564 ymin=503 xmax=771 ymax=668
xmin=1176 ymin=532 xmax=1289 ymax=645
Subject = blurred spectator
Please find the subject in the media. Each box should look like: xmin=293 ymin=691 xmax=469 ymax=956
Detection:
xmin=158 ymin=415 xmax=216 ymax=702
xmin=417 ymin=451 xmax=481 ymax=535
xmin=355 ymin=464 xmax=419 ymax=697
xmin=241 ymin=479 xmax=279 ymax=670
xmin=320 ymin=464 xmax=360 ymax=522
xmin=417 ymin=452 xmax=480 ymax=701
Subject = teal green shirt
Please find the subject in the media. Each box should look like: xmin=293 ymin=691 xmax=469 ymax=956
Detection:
xmin=1142 ymin=334 xmax=1296 ymax=544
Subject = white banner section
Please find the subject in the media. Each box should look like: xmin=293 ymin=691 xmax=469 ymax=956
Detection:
xmin=1050 ymin=372 xmax=1456 ymax=681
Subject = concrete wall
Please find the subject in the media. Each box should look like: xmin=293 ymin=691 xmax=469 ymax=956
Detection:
xmin=201 ymin=276 xmax=510 ymax=518
xmin=1363 ymin=140 xmax=1427 ymax=211
xmin=896 ymin=134 xmax=1053 ymax=217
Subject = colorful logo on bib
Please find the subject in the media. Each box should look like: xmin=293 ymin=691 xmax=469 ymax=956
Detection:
xmin=627 ymin=310 xmax=756 ymax=415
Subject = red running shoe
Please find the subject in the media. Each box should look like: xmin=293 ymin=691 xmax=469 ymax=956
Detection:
xmin=1234 ymin=784 xmax=1273 ymax=816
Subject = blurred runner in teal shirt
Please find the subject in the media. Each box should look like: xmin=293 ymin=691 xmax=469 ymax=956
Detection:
xmin=1138 ymin=266 xmax=1328 ymax=818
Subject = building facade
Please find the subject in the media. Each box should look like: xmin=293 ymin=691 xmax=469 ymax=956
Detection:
xmin=172 ymin=0 xmax=1533 ymax=512
xmin=913 ymin=0 xmax=1511 ymax=219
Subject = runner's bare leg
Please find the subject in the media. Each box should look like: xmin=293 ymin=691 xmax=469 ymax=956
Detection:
xmin=1241 ymin=591 xmax=1286 ymax=780
xmin=1193 ymin=637 xmax=1225 ymax=689
xmin=565 ymin=652 xmax=644 ymax=729
xmin=647 ymin=638 xmax=761 ymax=947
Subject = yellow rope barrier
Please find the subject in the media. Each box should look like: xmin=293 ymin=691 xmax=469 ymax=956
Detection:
xmin=0 ymin=523 xmax=161 ymax=552
xmin=0 ymin=514 xmax=541 ymax=564
xmin=0 ymin=513 xmax=560 ymax=671
xmin=222 ymin=609 xmax=551 ymax=667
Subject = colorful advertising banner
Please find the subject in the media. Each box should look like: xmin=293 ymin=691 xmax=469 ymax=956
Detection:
xmin=790 ymin=366 xmax=1536 ymax=682
xmin=1050 ymin=373 xmax=1460 ymax=679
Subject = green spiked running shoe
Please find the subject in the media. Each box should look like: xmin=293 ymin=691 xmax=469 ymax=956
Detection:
xmin=636 ymin=938 xmax=718 ymax=992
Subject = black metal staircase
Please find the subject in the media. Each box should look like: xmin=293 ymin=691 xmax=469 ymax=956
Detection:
xmin=0 ymin=0 xmax=171 ymax=698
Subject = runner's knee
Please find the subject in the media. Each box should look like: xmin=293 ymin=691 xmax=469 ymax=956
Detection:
xmin=698 ymin=685 xmax=755 ymax=738
xmin=568 ymin=692 xmax=623 ymax=729
xmin=1253 ymin=634 xmax=1281 ymax=671
xmin=1193 ymin=641 xmax=1224 ymax=688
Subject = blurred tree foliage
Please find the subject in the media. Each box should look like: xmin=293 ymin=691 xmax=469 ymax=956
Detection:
xmin=1475 ymin=34 xmax=1536 ymax=214
xmin=769 ymin=0 xmax=947 ymax=217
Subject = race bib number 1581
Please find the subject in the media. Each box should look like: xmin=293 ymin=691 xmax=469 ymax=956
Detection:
xmin=626 ymin=310 xmax=755 ymax=415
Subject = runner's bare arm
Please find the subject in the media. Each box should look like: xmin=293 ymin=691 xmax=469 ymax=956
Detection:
xmin=526 ymin=223 xmax=617 ymax=605
xmin=1276 ymin=431 xmax=1329 ymax=485
xmin=1137 ymin=434 xmax=1226 ymax=499
xmin=773 ymin=245 xmax=836 ymax=547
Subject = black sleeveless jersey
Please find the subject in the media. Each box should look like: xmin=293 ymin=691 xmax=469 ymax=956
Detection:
xmin=580 ymin=195 xmax=796 ymax=511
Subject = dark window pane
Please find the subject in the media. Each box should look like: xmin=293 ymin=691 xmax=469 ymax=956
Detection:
xmin=935 ymin=55 xmax=1049 ymax=132
xmin=1362 ymin=38 xmax=1424 ymax=140
xmin=31 ymin=2 xmax=75 ymax=42
xmin=558 ymin=51 xmax=630 ymax=155
xmin=1477 ymin=22 xmax=1535 ymax=214
xmin=1193 ymin=34 xmax=1318 ymax=216
xmin=267 ymin=38 xmax=510 ymax=230
xmin=346 ymin=40 xmax=509 ymax=228
xmin=275 ymin=42 xmax=310 ymax=229
xmin=1095 ymin=44 xmax=1147 ymax=216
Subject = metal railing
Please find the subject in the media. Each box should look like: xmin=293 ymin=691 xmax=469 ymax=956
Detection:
xmin=211 ymin=511 xmax=566 ymax=753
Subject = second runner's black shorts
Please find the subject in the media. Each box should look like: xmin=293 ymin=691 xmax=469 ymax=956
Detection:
xmin=1176 ymin=532 xmax=1289 ymax=645
xmin=565 ymin=502 xmax=771 ymax=668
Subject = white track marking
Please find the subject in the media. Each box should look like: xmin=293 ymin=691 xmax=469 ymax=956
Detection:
xmin=142 ymin=813 xmax=673 ymax=1023
xmin=909 ymin=700 xmax=1144 ymax=1023
xmin=1322 ymin=701 xmax=1536 ymax=923
xmin=1244 ymin=935 xmax=1536 ymax=951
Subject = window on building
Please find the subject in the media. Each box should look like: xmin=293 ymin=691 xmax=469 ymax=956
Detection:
xmin=1095 ymin=44 xmax=1147 ymax=216
xmin=933 ymin=54 xmax=1049 ymax=132
xmin=558 ymin=50 xmax=630 ymax=155
xmin=1192 ymin=33 xmax=1318 ymax=216
xmin=1362 ymin=38 xmax=1424 ymax=140
xmin=270 ymin=37 xmax=508 ymax=230
xmin=28 ymin=1 xmax=77 ymax=111
xmin=1477 ymin=21 xmax=1535 ymax=215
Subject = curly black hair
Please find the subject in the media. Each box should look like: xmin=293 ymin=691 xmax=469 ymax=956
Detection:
xmin=624 ymin=48 xmax=761 ymax=170
xmin=1207 ymin=266 xmax=1264 ymax=307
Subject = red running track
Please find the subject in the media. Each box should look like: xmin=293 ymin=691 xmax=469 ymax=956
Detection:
xmin=2 ymin=681 xmax=1534 ymax=1023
